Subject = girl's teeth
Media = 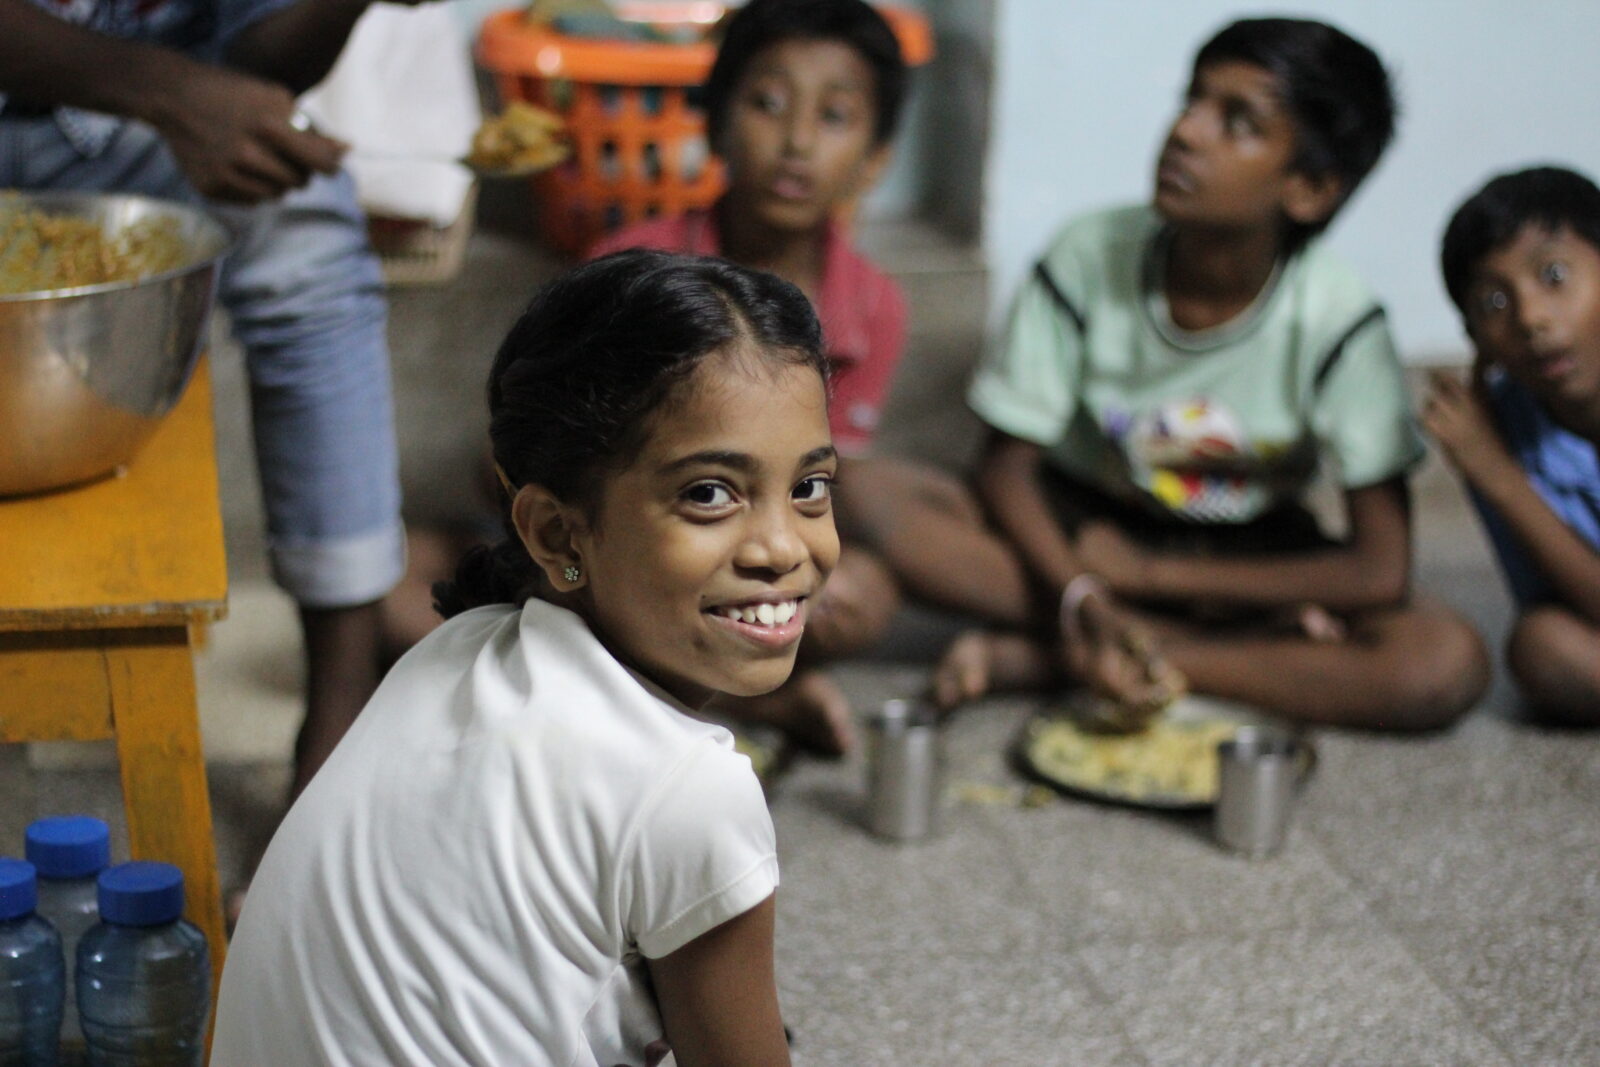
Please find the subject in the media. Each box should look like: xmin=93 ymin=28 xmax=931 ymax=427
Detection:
xmin=719 ymin=601 xmax=798 ymax=626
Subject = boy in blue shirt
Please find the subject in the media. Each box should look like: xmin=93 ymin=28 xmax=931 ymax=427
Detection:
xmin=934 ymin=17 xmax=1489 ymax=729
xmin=1426 ymin=166 xmax=1600 ymax=726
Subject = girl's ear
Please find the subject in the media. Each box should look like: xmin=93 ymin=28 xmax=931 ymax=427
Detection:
xmin=510 ymin=483 xmax=588 ymax=591
xmin=1283 ymin=170 xmax=1344 ymax=228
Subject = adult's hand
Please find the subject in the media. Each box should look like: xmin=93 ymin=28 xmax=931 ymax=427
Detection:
xmin=153 ymin=61 xmax=347 ymax=204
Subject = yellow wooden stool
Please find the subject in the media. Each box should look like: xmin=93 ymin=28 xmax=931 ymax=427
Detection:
xmin=0 ymin=361 xmax=229 ymax=1002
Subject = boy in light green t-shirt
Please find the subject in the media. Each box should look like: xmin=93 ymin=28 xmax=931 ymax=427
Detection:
xmin=934 ymin=17 xmax=1488 ymax=728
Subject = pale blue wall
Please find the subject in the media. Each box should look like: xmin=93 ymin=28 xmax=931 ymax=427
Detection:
xmin=985 ymin=1 xmax=1600 ymax=360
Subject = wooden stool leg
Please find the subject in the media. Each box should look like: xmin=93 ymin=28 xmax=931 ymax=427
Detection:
xmin=105 ymin=628 xmax=228 ymax=1000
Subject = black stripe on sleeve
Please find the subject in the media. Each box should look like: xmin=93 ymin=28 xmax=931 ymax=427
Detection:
xmin=1312 ymin=306 xmax=1387 ymax=394
xmin=1033 ymin=261 xmax=1087 ymax=336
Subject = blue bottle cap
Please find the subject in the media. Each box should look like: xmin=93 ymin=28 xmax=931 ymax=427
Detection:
xmin=26 ymin=816 xmax=112 ymax=879
xmin=0 ymin=858 xmax=39 ymax=920
xmin=98 ymin=862 xmax=185 ymax=926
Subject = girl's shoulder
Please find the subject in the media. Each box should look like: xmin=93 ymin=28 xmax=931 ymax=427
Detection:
xmin=507 ymin=599 xmax=743 ymax=768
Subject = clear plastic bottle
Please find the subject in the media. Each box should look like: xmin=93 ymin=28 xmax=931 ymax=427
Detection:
xmin=27 ymin=816 xmax=111 ymax=1048
xmin=0 ymin=856 xmax=66 ymax=1066
xmin=76 ymin=863 xmax=209 ymax=1067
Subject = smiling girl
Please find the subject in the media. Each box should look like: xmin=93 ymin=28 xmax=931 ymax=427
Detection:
xmin=211 ymin=251 xmax=832 ymax=1066
xmin=586 ymin=0 xmax=912 ymax=757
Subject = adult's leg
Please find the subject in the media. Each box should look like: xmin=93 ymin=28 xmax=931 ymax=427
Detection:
xmin=7 ymin=117 xmax=403 ymax=791
xmin=1505 ymin=606 xmax=1600 ymax=726
xmin=218 ymin=168 xmax=403 ymax=799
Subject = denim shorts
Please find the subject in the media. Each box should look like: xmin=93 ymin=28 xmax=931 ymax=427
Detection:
xmin=1 ymin=114 xmax=405 ymax=607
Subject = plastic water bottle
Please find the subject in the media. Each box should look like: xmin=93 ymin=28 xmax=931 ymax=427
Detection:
xmin=27 ymin=816 xmax=111 ymax=1048
xmin=77 ymin=863 xmax=209 ymax=1067
xmin=0 ymin=856 xmax=66 ymax=1066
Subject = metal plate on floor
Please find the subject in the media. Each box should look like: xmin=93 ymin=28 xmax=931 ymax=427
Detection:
xmin=1014 ymin=695 xmax=1315 ymax=810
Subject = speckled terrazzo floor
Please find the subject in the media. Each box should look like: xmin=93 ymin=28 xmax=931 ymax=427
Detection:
xmin=4 ymin=195 xmax=1596 ymax=1065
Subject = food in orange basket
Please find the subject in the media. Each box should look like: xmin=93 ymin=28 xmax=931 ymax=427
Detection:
xmin=465 ymin=103 xmax=569 ymax=175
xmin=0 ymin=199 xmax=185 ymax=294
xmin=522 ymin=0 xmax=614 ymax=27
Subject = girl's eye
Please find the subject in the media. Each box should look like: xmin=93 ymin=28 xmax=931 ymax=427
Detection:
xmin=1478 ymin=289 xmax=1509 ymax=316
xmin=792 ymin=474 xmax=833 ymax=504
xmin=683 ymin=482 xmax=735 ymax=508
xmin=1542 ymin=261 xmax=1569 ymax=285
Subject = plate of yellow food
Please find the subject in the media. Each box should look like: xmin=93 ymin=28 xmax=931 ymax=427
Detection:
xmin=464 ymin=102 xmax=570 ymax=177
xmin=1015 ymin=695 xmax=1313 ymax=810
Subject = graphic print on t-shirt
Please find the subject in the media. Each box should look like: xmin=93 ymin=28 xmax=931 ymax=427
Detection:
xmin=1105 ymin=396 xmax=1302 ymax=522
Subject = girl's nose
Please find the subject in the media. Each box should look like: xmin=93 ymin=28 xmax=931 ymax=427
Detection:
xmin=736 ymin=510 xmax=807 ymax=576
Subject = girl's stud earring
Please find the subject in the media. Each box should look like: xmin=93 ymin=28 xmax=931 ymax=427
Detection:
xmin=563 ymin=565 xmax=581 ymax=583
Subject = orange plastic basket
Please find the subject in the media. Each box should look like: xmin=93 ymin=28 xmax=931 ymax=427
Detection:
xmin=476 ymin=3 xmax=933 ymax=256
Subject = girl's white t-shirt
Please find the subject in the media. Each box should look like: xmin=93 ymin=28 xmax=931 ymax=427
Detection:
xmin=210 ymin=599 xmax=779 ymax=1067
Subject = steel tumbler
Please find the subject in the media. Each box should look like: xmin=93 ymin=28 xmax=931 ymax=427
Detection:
xmin=865 ymin=699 xmax=942 ymax=841
xmin=1214 ymin=725 xmax=1299 ymax=858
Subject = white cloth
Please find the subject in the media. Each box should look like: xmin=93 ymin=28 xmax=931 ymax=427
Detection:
xmin=210 ymin=599 xmax=779 ymax=1067
xmin=298 ymin=2 xmax=478 ymax=225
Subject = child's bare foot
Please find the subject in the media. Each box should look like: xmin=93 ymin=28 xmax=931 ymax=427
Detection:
xmin=716 ymin=669 xmax=856 ymax=756
xmin=932 ymin=631 xmax=992 ymax=709
xmin=1257 ymin=602 xmax=1346 ymax=642
xmin=931 ymin=630 xmax=1055 ymax=710
xmin=1296 ymin=603 xmax=1347 ymax=643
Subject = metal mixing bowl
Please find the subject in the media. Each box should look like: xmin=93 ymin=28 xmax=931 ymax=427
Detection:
xmin=0 ymin=191 xmax=230 ymax=496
